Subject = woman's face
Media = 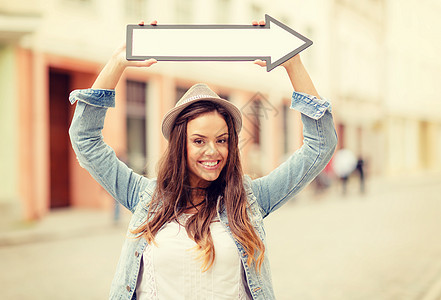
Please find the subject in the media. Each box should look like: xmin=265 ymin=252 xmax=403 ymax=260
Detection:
xmin=186 ymin=111 xmax=229 ymax=188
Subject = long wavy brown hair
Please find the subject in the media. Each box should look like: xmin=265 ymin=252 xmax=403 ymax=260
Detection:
xmin=131 ymin=100 xmax=265 ymax=272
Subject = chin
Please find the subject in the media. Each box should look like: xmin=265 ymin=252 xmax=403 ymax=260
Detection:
xmin=202 ymin=175 xmax=220 ymax=182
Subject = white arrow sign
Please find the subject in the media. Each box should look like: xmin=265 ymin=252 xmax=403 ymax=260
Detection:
xmin=126 ymin=14 xmax=312 ymax=72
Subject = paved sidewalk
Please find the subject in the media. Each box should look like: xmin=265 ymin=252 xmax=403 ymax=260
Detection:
xmin=266 ymin=171 xmax=441 ymax=300
xmin=0 ymin=207 xmax=131 ymax=247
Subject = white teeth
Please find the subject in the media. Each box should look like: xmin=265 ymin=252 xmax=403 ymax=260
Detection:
xmin=201 ymin=161 xmax=219 ymax=167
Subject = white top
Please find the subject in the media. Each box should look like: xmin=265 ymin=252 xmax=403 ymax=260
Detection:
xmin=136 ymin=214 xmax=250 ymax=299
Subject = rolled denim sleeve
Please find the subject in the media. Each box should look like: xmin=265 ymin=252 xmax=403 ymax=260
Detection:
xmin=290 ymin=91 xmax=332 ymax=119
xmin=69 ymin=88 xmax=116 ymax=108
xmin=68 ymin=89 xmax=149 ymax=212
xmin=251 ymin=91 xmax=337 ymax=218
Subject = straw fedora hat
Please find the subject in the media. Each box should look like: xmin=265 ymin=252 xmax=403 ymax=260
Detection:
xmin=161 ymin=83 xmax=242 ymax=140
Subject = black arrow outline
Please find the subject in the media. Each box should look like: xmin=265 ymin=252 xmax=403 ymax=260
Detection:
xmin=126 ymin=14 xmax=312 ymax=72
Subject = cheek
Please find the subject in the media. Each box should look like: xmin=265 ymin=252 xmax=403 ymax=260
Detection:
xmin=186 ymin=144 xmax=193 ymax=163
xmin=185 ymin=142 xmax=191 ymax=166
xmin=221 ymin=146 xmax=229 ymax=160
xmin=186 ymin=144 xmax=199 ymax=163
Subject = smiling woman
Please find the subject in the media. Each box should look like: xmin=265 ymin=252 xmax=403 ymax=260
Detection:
xmin=68 ymin=21 xmax=337 ymax=300
xmin=133 ymin=90 xmax=263 ymax=280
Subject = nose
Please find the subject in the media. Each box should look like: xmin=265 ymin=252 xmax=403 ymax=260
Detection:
xmin=204 ymin=141 xmax=218 ymax=155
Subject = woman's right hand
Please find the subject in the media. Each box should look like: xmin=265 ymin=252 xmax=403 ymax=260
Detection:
xmin=91 ymin=20 xmax=158 ymax=89
xmin=112 ymin=20 xmax=158 ymax=68
xmin=111 ymin=43 xmax=157 ymax=69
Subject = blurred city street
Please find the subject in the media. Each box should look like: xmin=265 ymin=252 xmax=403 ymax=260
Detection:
xmin=266 ymin=172 xmax=441 ymax=300
xmin=2 ymin=1 xmax=441 ymax=299
xmin=1 ymin=172 xmax=441 ymax=300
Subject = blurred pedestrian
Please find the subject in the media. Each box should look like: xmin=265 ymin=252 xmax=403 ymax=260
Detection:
xmin=332 ymin=148 xmax=357 ymax=195
xmin=355 ymin=157 xmax=366 ymax=194
xmin=68 ymin=20 xmax=337 ymax=300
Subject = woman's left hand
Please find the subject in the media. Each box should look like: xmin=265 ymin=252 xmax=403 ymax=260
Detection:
xmin=252 ymin=20 xmax=300 ymax=70
xmin=252 ymin=20 xmax=268 ymax=68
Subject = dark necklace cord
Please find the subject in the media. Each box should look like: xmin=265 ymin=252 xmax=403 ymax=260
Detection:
xmin=183 ymin=186 xmax=208 ymax=210
xmin=189 ymin=187 xmax=207 ymax=191
xmin=185 ymin=200 xmax=205 ymax=210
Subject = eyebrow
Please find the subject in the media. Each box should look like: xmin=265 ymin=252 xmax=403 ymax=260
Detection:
xmin=190 ymin=132 xmax=229 ymax=138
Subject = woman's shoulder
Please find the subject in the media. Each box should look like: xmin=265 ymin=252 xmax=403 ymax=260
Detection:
xmin=242 ymin=175 xmax=252 ymax=190
xmin=130 ymin=177 xmax=158 ymax=213
xmin=139 ymin=177 xmax=157 ymax=197
xmin=242 ymin=175 xmax=259 ymax=203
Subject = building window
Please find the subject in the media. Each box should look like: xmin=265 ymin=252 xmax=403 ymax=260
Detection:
xmin=126 ymin=80 xmax=148 ymax=175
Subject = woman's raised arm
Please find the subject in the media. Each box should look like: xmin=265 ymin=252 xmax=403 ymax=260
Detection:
xmin=252 ymin=33 xmax=337 ymax=217
xmin=69 ymin=23 xmax=157 ymax=212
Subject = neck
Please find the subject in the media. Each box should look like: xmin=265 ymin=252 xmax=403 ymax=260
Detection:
xmin=189 ymin=176 xmax=210 ymax=190
xmin=184 ymin=187 xmax=206 ymax=212
xmin=190 ymin=187 xmax=206 ymax=203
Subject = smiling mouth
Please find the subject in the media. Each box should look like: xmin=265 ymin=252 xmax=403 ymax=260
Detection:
xmin=199 ymin=160 xmax=220 ymax=168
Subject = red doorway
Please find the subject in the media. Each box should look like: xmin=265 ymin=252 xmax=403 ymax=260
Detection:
xmin=49 ymin=70 xmax=71 ymax=208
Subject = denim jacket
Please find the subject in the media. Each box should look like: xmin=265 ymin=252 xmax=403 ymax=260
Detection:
xmin=68 ymin=88 xmax=337 ymax=300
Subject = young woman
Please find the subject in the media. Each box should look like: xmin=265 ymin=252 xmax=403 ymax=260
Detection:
xmin=69 ymin=21 xmax=337 ymax=300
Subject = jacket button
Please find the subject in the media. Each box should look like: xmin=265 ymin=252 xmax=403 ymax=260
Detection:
xmin=126 ymin=285 xmax=131 ymax=292
xmin=135 ymin=251 xmax=139 ymax=257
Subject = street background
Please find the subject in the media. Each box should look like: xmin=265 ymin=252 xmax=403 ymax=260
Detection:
xmin=1 ymin=171 xmax=441 ymax=300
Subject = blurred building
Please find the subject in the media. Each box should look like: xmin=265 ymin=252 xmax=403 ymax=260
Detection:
xmin=1 ymin=0 xmax=440 ymax=222
xmin=330 ymin=0 xmax=441 ymax=177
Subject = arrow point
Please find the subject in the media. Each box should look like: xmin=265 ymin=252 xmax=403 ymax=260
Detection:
xmin=265 ymin=15 xmax=313 ymax=71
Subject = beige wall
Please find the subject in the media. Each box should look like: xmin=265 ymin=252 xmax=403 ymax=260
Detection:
xmin=383 ymin=0 xmax=441 ymax=174
xmin=0 ymin=45 xmax=20 ymax=225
